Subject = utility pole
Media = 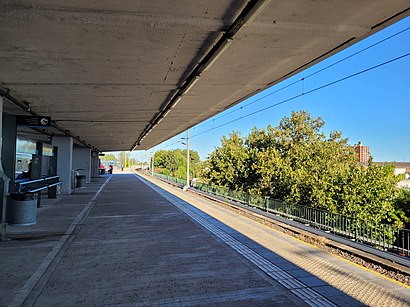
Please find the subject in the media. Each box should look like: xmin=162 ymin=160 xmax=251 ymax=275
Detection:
xmin=186 ymin=129 xmax=190 ymax=189
xmin=151 ymin=152 xmax=154 ymax=176
xmin=146 ymin=151 xmax=149 ymax=171
xmin=181 ymin=129 xmax=190 ymax=190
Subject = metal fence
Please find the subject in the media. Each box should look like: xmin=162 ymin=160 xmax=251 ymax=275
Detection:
xmin=153 ymin=173 xmax=410 ymax=256
xmin=155 ymin=173 xmax=187 ymax=186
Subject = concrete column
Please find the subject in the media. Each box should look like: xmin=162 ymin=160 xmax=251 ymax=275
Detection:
xmin=48 ymin=146 xmax=58 ymax=198
xmin=73 ymin=147 xmax=91 ymax=183
xmin=52 ymin=136 xmax=73 ymax=194
xmin=31 ymin=142 xmax=43 ymax=180
xmin=1 ymin=101 xmax=17 ymax=212
xmin=33 ymin=142 xmax=43 ymax=208
xmin=91 ymin=151 xmax=99 ymax=179
xmin=1 ymin=97 xmax=14 ymax=239
xmin=1 ymin=114 xmax=17 ymax=192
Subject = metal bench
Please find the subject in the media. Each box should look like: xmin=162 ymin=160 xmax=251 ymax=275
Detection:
xmin=15 ymin=176 xmax=62 ymax=207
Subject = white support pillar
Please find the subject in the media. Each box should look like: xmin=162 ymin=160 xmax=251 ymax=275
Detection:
xmin=73 ymin=147 xmax=92 ymax=183
xmin=52 ymin=136 xmax=73 ymax=194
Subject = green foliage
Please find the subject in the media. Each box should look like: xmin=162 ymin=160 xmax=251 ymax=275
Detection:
xmin=202 ymin=110 xmax=406 ymax=227
xmin=202 ymin=132 xmax=248 ymax=191
xmin=116 ymin=151 xmax=137 ymax=168
xmin=102 ymin=153 xmax=117 ymax=162
xmin=154 ymin=148 xmax=201 ymax=179
xmin=336 ymin=162 xmax=401 ymax=225
xmin=392 ymin=189 xmax=410 ymax=228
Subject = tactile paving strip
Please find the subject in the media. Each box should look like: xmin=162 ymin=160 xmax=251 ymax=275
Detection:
xmin=140 ymin=177 xmax=337 ymax=307
xmin=260 ymin=233 xmax=410 ymax=306
xmin=138 ymin=175 xmax=410 ymax=306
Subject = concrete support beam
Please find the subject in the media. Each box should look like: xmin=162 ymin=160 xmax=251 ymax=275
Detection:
xmin=73 ymin=147 xmax=91 ymax=183
xmin=91 ymin=151 xmax=99 ymax=179
xmin=52 ymin=136 xmax=73 ymax=194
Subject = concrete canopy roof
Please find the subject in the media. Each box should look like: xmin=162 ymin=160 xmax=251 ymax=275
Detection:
xmin=1 ymin=1 xmax=409 ymax=152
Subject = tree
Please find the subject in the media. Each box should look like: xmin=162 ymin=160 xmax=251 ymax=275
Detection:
xmin=203 ymin=132 xmax=248 ymax=191
xmin=154 ymin=148 xmax=201 ymax=178
xmin=245 ymin=112 xmax=357 ymax=210
xmin=118 ymin=151 xmax=131 ymax=168
xmin=102 ymin=153 xmax=117 ymax=165
xmin=335 ymin=162 xmax=401 ymax=224
xmin=392 ymin=189 xmax=410 ymax=228
xmin=202 ymin=110 xmax=405 ymax=226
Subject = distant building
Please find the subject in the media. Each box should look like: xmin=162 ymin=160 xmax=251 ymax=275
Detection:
xmin=374 ymin=162 xmax=410 ymax=189
xmin=374 ymin=162 xmax=410 ymax=179
xmin=354 ymin=142 xmax=370 ymax=164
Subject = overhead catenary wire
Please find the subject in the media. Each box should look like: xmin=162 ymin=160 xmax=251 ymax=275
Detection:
xmin=191 ymin=52 xmax=410 ymax=139
xmin=151 ymin=138 xmax=185 ymax=152
xmin=192 ymin=26 xmax=410 ymax=131
xmin=145 ymin=26 xmax=410 ymax=151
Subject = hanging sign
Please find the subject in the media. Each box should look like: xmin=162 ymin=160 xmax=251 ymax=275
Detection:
xmin=16 ymin=115 xmax=51 ymax=127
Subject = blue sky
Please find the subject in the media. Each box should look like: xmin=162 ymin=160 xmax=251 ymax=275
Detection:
xmin=135 ymin=16 xmax=410 ymax=163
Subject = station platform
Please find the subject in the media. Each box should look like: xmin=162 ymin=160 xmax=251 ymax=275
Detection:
xmin=1 ymin=171 xmax=409 ymax=306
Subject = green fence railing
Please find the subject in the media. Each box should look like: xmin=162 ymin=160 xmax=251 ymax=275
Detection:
xmin=155 ymin=173 xmax=187 ymax=186
xmin=152 ymin=172 xmax=410 ymax=256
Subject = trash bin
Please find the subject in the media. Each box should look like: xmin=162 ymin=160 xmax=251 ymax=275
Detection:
xmin=7 ymin=193 xmax=37 ymax=226
xmin=76 ymin=175 xmax=86 ymax=188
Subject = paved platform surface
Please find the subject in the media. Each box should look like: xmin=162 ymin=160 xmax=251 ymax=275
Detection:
xmin=1 ymin=171 xmax=409 ymax=306
xmin=138 ymin=173 xmax=410 ymax=307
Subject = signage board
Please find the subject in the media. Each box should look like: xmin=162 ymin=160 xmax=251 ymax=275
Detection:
xmin=16 ymin=115 xmax=51 ymax=127
xmin=43 ymin=144 xmax=54 ymax=156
